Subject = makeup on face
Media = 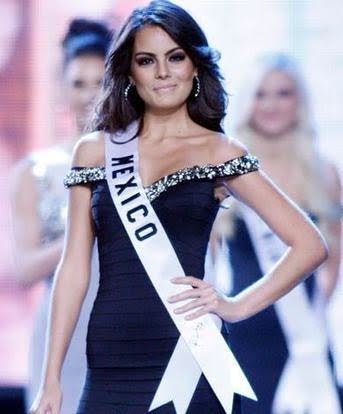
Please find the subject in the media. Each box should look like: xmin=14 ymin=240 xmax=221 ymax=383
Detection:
xmin=129 ymin=26 xmax=196 ymax=110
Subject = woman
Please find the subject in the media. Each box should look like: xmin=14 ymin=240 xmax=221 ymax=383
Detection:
xmin=218 ymin=53 xmax=342 ymax=413
xmin=30 ymin=3 xmax=328 ymax=414
xmin=11 ymin=18 xmax=111 ymax=414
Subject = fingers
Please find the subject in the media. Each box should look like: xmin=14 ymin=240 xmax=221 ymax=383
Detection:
xmin=183 ymin=305 xmax=212 ymax=320
xmin=177 ymin=292 xmax=218 ymax=315
xmin=168 ymin=286 xmax=212 ymax=303
xmin=171 ymin=276 xmax=208 ymax=288
xmin=173 ymin=296 xmax=209 ymax=314
xmin=168 ymin=276 xmax=220 ymax=319
xmin=29 ymin=403 xmax=55 ymax=414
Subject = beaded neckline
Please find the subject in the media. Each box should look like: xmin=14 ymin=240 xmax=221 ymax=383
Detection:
xmin=64 ymin=154 xmax=259 ymax=202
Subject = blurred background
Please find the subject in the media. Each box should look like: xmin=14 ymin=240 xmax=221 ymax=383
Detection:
xmin=1 ymin=0 xmax=342 ymax=412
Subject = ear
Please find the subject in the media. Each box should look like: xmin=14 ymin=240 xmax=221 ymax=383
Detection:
xmin=128 ymin=75 xmax=135 ymax=85
xmin=194 ymin=68 xmax=198 ymax=77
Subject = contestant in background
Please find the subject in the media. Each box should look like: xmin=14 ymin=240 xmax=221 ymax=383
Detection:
xmin=216 ymin=52 xmax=342 ymax=414
xmin=0 ymin=1 xmax=32 ymax=412
xmin=11 ymin=18 xmax=111 ymax=414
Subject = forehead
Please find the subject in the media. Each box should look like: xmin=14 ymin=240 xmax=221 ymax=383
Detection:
xmin=133 ymin=25 xmax=180 ymax=53
xmin=261 ymin=70 xmax=296 ymax=89
xmin=65 ymin=55 xmax=105 ymax=77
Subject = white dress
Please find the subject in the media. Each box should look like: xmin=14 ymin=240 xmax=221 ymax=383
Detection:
xmin=26 ymin=147 xmax=99 ymax=414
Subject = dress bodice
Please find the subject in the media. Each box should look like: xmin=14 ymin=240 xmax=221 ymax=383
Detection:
xmin=30 ymin=146 xmax=71 ymax=244
xmin=64 ymin=155 xmax=259 ymax=368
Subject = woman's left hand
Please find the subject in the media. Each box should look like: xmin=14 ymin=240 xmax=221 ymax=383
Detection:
xmin=168 ymin=276 xmax=240 ymax=322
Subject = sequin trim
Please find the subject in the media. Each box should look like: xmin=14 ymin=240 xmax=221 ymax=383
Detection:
xmin=64 ymin=155 xmax=259 ymax=201
xmin=64 ymin=167 xmax=106 ymax=188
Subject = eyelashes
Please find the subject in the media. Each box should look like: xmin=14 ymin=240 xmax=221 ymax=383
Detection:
xmin=256 ymin=89 xmax=296 ymax=99
xmin=72 ymin=79 xmax=103 ymax=89
xmin=135 ymin=53 xmax=186 ymax=66
xmin=136 ymin=57 xmax=153 ymax=66
xmin=169 ymin=53 xmax=186 ymax=62
xmin=73 ymin=80 xmax=85 ymax=88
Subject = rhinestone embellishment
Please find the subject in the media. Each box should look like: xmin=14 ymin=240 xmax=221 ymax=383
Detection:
xmin=64 ymin=155 xmax=259 ymax=202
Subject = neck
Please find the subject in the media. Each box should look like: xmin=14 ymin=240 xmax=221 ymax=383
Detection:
xmin=59 ymin=119 xmax=86 ymax=153
xmin=76 ymin=116 xmax=87 ymax=137
xmin=141 ymin=105 xmax=194 ymax=141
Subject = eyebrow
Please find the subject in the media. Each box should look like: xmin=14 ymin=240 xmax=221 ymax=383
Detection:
xmin=134 ymin=47 xmax=183 ymax=58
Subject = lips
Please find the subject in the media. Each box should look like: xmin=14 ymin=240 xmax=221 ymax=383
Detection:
xmin=153 ymin=84 xmax=177 ymax=91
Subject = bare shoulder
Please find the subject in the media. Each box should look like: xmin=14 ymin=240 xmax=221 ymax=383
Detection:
xmin=205 ymin=132 xmax=249 ymax=164
xmin=72 ymin=131 xmax=105 ymax=167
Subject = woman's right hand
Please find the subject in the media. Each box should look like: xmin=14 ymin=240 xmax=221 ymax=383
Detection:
xmin=29 ymin=380 xmax=62 ymax=414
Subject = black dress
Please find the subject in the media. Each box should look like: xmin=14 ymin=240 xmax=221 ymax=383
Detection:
xmin=64 ymin=155 xmax=259 ymax=414
xmin=226 ymin=215 xmax=340 ymax=414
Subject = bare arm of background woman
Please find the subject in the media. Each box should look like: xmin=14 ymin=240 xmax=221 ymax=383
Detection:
xmin=10 ymin=162 xmax=64 ymax=287
xmin=317 ymin=162 xmax=342 ymax=299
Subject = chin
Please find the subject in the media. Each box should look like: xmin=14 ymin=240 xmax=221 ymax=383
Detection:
xmin=148 ymin=99 xmax=188 ymax=113
xmin=257 ymin=122 xmax=295 ymax=137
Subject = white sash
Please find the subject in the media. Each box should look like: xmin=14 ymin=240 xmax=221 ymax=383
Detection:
xmin=105 ymin=122 xmax=256 ymax=414
xmin=239 ymin=204 xmax=341 ymax=414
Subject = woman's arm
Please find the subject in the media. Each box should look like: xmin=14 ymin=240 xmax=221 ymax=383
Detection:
xmin=223 ymin=169 xmax=328 ymax=320
xmin=316 ymin=162 xmax=342 ymax=299
xmin=169 ymin=140 xmax=328 ymax=322
xmin=42 ymin=183 xmax=94 ymax=384
xmin=10 ymin=162 xmax=64 ymax=287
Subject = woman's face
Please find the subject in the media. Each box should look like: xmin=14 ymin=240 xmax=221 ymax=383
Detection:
xmin=64 ymin=54 xmax=105 ymax=132
xmin=249 ymin=70 xmax=299 ymax=137
xmin=130 ymin=25 xmax=196 ymax=112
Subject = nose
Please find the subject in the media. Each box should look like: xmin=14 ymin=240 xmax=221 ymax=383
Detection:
xmin=82 ymin=85 xmax=101 ymax=106
xmin=259 ymin=94 xmax=277 ymax=111
xmin=155 ymin=60 xmax=170 ymax=80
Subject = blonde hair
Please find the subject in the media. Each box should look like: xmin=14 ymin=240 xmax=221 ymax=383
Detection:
xmin=222 ymin=53 xmax=338 ymax=241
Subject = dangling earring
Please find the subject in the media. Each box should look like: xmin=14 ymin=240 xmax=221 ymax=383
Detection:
xmin=124 ymin=82 xmax=133 ymax=101
xmin=194 ymin=75 xmax=200 ymax=98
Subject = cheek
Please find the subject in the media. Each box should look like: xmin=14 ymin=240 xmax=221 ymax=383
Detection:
xmin=280 ymin=97 xmax=298 ymax=121
xmin=250 ymin=101 xmax=262 ymax=121
xmin=130 ymin=66 xmax=150 ymax=86
xmin=66 ymin=87 xmax=83 ymax=110
xmin=174 ymin=63 xmax=195 ymax=81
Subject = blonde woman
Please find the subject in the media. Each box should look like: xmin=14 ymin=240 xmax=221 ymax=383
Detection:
xmin=219 ymin=53 xmax=342 ymax=414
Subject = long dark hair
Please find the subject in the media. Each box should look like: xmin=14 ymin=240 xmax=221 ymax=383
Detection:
xmin=62 ymin=18 xmax=112 ymax=69
xmin=92 ymin=0 xmax=228 ymax=133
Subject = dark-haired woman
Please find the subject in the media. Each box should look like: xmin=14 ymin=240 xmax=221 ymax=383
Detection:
xmin=11 ymin=18 xmax=111 ymax=414
xmin=30 ymin=2 xmax=329 ymax=413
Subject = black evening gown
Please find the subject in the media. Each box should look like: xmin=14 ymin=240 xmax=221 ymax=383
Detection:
xmin=225 ymin=215 xmax=338 ymax=414
xmin=64 ymin=155 xmax=258 ymax=414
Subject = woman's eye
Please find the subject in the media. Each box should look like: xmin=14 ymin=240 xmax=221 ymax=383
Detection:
xmin=137 ymin=57 xmax=153 ymax=66
xmin=277 ymin=88 xmax=295 ymax=98
xmin=169 ymin=53 xmax=186 ymax=62
xmin=256 ymin=90 xmax=266 ymax=99
xmin=73 ymin=80 xmax=85 ymax=89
